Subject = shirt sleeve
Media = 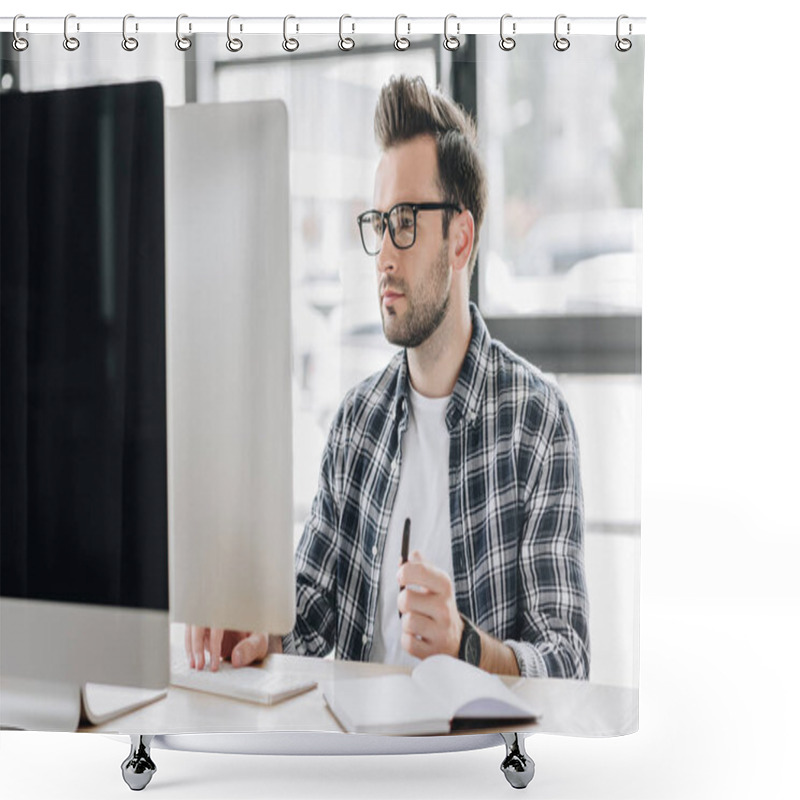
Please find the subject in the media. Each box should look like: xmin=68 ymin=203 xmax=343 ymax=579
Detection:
xmin=281 ymin=411 xmax=342 ymax=658
xmin=507 ymin=395 xmax=591 ymax=679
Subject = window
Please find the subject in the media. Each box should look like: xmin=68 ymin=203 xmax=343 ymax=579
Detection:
xmin=475 ymin=36 xmax=643 ymax=320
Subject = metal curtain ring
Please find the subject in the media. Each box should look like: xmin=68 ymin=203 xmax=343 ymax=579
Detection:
xmin=282 ymin=15 xmax=299 ymax=52
xmin=12 ymin=15 xmax=29 ymax=51
xmin=615 ymin=14 xmax=632 ymax=52
xmin=394 ymin=15 xmax=410 ymax=51
xmin=226 ymin=15 xmax=243 ymax=52
xmin=499 ymin=14 xmax=516 ymax=51
xmin=444 ymin=14 xmax=460 ymax=51
xmin=338 ymin=14 xmax=355 ymax=51
xmin=122 ymin=14 xmax=139 ymax=51
xmin=554 ymin=14 xmax=570 ymax=51
xmin=553 ymin=14 xmax=570 ymax=53
xmin=176 ymin=13 xmax=192 ymax=51
xmin=63 ymin=13 xmax=80 ymax=51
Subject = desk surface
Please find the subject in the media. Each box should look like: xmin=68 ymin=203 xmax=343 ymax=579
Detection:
xmin=79 ymin=631 xmax=637 ymax=738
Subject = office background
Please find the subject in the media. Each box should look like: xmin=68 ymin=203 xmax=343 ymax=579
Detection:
xmin=1 ymin=1 xmax=798 ymax=799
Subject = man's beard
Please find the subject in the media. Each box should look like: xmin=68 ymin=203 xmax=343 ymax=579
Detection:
xmin=380 ymin=245 xmax=450 ymax=349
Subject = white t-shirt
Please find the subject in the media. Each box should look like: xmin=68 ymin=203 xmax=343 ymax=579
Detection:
xmin=370 ymin=384 xmax=454 ymax=666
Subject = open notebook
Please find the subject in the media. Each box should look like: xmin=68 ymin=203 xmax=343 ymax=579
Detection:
xmin=322 ymin=655 xmax=540 ymax=735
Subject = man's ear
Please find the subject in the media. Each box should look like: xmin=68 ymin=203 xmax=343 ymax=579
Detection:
xmin=451 ymin=210 xmax=475 ymax=274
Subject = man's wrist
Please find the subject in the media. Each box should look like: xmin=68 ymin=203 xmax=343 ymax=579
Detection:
xmin=454 ymin=619 xmax=520 ymax=676
xmin=480 ymin=635 xmax=520 ymax=676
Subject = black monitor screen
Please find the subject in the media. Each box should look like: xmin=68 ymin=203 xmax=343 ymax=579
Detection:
xmin=1 ymin=82 xmax=168 ymax=611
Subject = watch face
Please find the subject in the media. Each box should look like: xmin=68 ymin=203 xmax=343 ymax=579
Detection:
xmin=464 ymin=632 xmax=481 ymax=666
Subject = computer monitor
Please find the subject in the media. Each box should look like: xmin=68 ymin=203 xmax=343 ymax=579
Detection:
xmin=1 ymin=82 xmax=170 ymax=729
xmin=1 ymin=87 xmax=296 ymax=731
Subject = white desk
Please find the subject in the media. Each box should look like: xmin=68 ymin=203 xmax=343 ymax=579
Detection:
xmin=79 ymin=650 xmax=637 ymax=741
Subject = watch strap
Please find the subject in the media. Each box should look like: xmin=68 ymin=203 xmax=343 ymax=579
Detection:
xmin=457 ymin=613 xmax=481 ymax=665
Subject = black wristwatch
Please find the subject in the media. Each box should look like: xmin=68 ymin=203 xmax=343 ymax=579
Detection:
xmin=457 ymin=613 xmax=481 ymax=666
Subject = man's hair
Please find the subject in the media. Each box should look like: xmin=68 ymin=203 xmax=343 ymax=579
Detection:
xmin=374 ymin=75 xmax=487 ymax=278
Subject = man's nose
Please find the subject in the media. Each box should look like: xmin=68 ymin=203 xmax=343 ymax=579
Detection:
xmin=376 ymin=224 xmax=397 ymax=273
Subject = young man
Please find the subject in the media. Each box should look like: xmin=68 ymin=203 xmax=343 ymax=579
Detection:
xmin=187 ymin=75 xmax=589 ymax=679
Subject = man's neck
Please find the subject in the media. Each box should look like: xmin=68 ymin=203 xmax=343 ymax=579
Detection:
xmin=406 ymin=302 xmax=472 ymax=398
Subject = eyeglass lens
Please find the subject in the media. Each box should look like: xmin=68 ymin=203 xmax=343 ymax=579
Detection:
xmin=360 ymin=204 xmax=416 ymax=254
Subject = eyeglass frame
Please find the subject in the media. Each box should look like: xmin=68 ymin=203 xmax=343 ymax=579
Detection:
xmin=356 ymin=202 xmax=463 ymax=256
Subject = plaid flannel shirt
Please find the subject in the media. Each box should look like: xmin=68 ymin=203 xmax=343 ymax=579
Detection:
xmin=283 ymin=304 xmax=590 ymax=679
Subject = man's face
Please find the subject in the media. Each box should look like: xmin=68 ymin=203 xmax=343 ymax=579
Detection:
xmin=373 ymin=135 xmax=452 ymax=349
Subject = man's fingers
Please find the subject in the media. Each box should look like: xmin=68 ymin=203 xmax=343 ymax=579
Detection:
xmin=401 ymin=631 xmax=434 ymax=660
xmin=185 ymin=627 xmax=266 ymax=669
xmin=185 ymin=625 xmax=209 ymax=669
xmin=398 ymin=586 xmax=445 ymax=623
xmin=191 ymin=626 xmax=207 ymax=670
xmin=231 ymin=633 xmax=269 ymax=667
xmin=209 ymin=628 xmax=225 ymax=672
xmin=220 ymin=629 xmax=244 ymax=661
xmin=397 ymin=560 xmax=451 ymax=596
xmin=402 ymin=611 xmax=437 ymax=643
xmin=184 ymin=625 xmax=194 ymax=668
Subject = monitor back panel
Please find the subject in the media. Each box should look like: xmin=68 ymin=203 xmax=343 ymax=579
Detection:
xmin=165 ymin=100 xmax=295 ymax=635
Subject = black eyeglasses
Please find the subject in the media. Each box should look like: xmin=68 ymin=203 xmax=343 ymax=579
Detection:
xmin=356 ymin=202 xmax=462 ymax=256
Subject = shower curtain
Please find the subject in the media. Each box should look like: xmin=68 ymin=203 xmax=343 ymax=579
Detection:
xmin=0 ymin=9 xmax=644 ymax=785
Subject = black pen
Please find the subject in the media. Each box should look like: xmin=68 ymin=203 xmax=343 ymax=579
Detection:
xmin=399 ymin=518 xmax=410 ymax=619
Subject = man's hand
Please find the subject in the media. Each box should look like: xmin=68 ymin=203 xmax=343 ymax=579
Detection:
xmin=184 ymin=626 xmax=270 ymax=671
xmin=396 ymin=551 xmax=464 ymax=660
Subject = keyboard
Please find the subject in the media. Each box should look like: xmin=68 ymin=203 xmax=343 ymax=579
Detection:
xmin=170 ymin=657 xmax=317 ymax=706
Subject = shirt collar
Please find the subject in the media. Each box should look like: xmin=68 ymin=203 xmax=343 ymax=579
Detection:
xmin=391 ymin=303 xmax=491 ymax=431
xmin=446 ymin=303 xmax=491 ymax=430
